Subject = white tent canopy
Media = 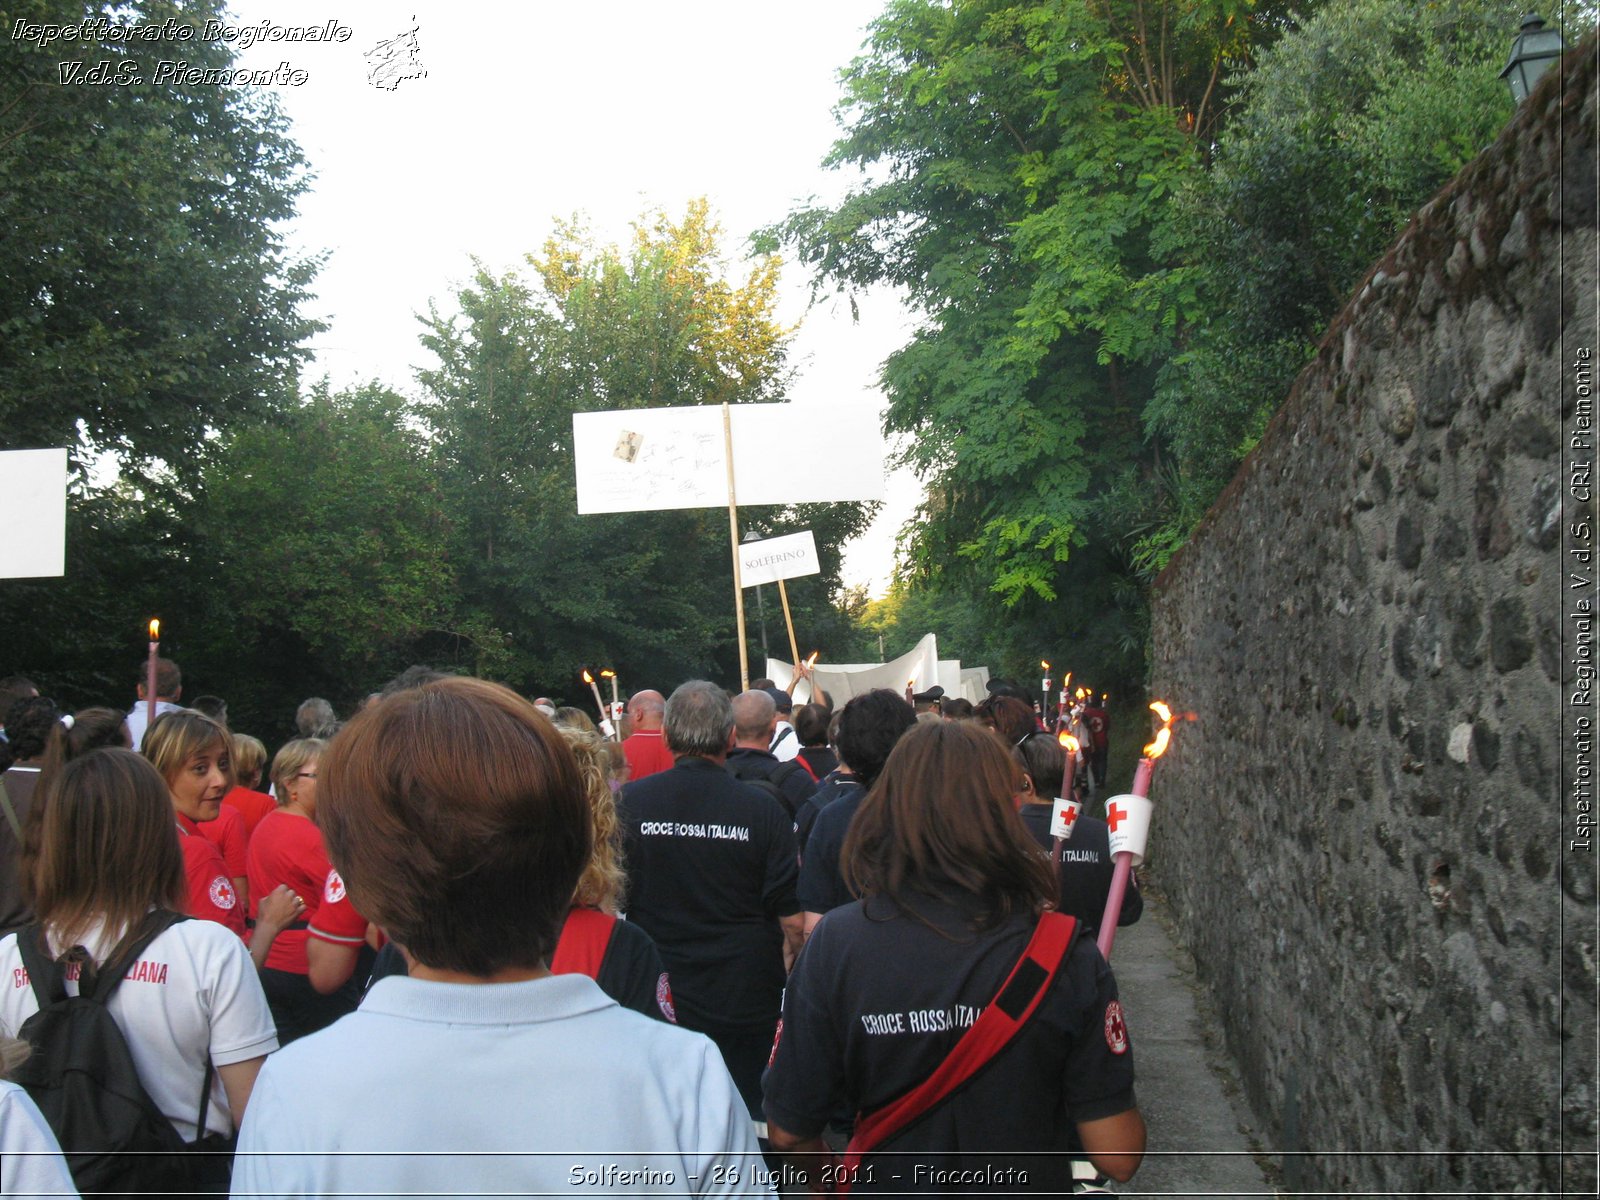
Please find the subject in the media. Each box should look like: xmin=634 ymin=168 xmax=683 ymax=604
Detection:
xmin=766 ymin=633 xmax=990 ymax=704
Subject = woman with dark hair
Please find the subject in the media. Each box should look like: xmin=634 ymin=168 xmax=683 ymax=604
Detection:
xmin=0 ymin=750 xmax=276 ymax=1191
xmin=1 ymin=696 xmax=65 ymax=938
xmin=142 ymin=710 xmax=247 ymax=936
xmin=235 ymin=677 xmax=759 ymax=1197
xmin=765 ymin=720 xmax=1146 ymax=1191
xmin=791 ymin=703 xmax=837 ymax=781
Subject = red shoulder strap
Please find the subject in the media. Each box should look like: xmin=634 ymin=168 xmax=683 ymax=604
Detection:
xmin=550 ymin=908 xmax=617 ymax=979
xmin=840 ymin=912 xmax=1077 ymax=1184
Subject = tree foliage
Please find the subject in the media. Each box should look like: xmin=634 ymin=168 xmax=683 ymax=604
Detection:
xmin=763 ymin=0 xmax=1295 ymax=610
xmin=0 ymin=0 xmax=321 ymax=484
xmin=417 ymin=201 xmax=872 ymax=695
xmin=1140 ymin=0 xmax=1565 ymax=573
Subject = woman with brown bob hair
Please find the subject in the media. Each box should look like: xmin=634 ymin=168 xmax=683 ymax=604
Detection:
xmin=142 ymin=710 xmax=248 ymax=935
xmin=361 ymin=722 xmax=676 ymax=1021
xmin=233 ymin=677 xmax=757 ymax=1198
xmin=764 ymin=720 xmax=1146 ymax=1190
xmin=0 ymin=750 xmax=277 ymax=1188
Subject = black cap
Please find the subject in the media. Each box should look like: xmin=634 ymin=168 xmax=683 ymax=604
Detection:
xmin=762 ymin=686 xmax=793 ymax=713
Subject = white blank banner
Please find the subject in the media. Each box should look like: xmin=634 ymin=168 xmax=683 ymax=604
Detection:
xmin=573 ymin=402 xmax=886 ymax=514
xmin=0 ymin=449 xmax=68 ymax=579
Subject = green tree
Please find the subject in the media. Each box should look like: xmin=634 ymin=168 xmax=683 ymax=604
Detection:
xmin=417 ymin=202 xmax=872 ymax=696
xmin=177 ymin=382 xmax=454 ymax=732
xmin=0 ymin=0 xmax=321 ymax=484
xmin=1140 ymin=0 xmax=1579 ymax=572
xmin=763 ymin=0 xmax=1295 ymax=609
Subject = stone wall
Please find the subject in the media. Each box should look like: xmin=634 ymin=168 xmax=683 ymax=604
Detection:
xmin=1148 ymin=47 xmax=1596 ymax=1197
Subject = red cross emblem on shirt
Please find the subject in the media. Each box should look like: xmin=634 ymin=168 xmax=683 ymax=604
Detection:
xmin=1107 ymin=802 xmax=1126 ymax=832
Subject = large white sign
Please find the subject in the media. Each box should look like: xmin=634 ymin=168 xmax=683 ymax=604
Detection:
xmin=739 ymin=530 xmax=820 ymax=588
xmin=0 ymin=449 xmax=68 ymax=579
xmin=572 ymin=402 xmax=886 ymax=514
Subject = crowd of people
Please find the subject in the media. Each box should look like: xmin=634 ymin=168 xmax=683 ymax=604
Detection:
xmin=0 ymin=658 xmax=1146 ymax=1196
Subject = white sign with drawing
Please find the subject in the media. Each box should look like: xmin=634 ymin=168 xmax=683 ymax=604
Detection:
xmin=739 ymin=530 xmax=821 ymax=588
xmin=0 ymin=449 xmax=68 ymax=579
xmin=572 ymin=402 xmax=885 ymax=515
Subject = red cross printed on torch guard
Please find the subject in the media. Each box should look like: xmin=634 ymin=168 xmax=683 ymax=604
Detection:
xmin=1058 ymin=804 xmax=1079 ymax=832
xmin=1106 ymin=802 xmax=1126 ymax=832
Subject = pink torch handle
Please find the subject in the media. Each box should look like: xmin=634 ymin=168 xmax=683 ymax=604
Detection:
xmin=1095 ymin=758 xmax=1153 ymax=960
xmin=1052 ymin=751 xmax=1077 ymax=867
xmin=146 ymin=641 xmax=159 ymax=731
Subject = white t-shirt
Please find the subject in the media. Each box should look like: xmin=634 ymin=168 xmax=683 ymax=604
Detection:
xmin=0 ymin=916 xmax=278 ymax=1141
xmin=769 ymin=720 xmax=800 ymax=762
xmin=0 ymin=1080 xmax=77 ymax=1197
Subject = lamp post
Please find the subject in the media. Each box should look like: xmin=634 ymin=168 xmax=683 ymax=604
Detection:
xmin=741 ymin=530 xmax=770 ymax=661
xmin=1500 ymin=13 xmax=1566 ymax=104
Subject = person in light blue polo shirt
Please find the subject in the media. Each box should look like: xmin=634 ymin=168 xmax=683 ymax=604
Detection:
xmin=233 ymin=676 xmax=766 ymax=1198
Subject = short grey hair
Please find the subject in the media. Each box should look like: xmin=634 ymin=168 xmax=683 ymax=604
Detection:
xmin=296 ymin=697 xmax=338 ymax=738
xmin=664 ymin=681 xmax=733 ymax=758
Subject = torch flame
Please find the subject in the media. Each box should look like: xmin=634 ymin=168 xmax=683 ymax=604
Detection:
xmin=1143 ymin=699 xmax=1176 ymax=759
xmin=806 ymin=651 xmax=819 ymax=667
xmin=148 ymin=619 xmax=160 ymax=640
xmin=1058 ymin=731 xmax=1080 ymax=753
xmin=599 ymin=668 xmax=615 ymax=679
xmin=1040 ymin=659 xmax=1050 ymax=670
xmin=581 ymin=669 xmax=594 ymax=684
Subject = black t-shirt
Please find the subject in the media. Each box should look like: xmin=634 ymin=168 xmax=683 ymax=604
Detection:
xmin=593 ymin=914 xmax=677 ymax=1023
xmin=795 ymin=771 xmax=858 ymax=854
xmin=796 ymin=783 xmax=866 ymax=914
xmin=362 ymin=911 xmax=677 ymax=1023
xmin=764 ymin=891 xmax=1136 ymax=1194
xmin=619 ymin=757 xmax=799 ymax=1029
xmin=725 ymin=747 xmax=817 ymax=819
xmin=1017 ymin=806 xmax=1143 ymax=932
xmin=797 ymin=745 xmax=839 ymax=780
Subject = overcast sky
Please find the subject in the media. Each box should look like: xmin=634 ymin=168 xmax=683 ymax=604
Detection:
xmin=227 ymin=0 xmax=921 ymax=597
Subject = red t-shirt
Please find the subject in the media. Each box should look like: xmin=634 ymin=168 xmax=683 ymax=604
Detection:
xmin=176 ymin=825 xmax=246 ymax=937
xmin=247 ymin=811 xmax=367 ymax=973
xmin=307 ymin=867 xmax=369 ymax=948
xmin=194 ymin=803 xmax=247 ymax=880
xmin=622 ymin=731 xmax=675 ymax=781
xmin=222 ymin=787 xmax=277 ymax=839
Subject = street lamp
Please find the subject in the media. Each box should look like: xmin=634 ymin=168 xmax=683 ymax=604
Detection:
xmin=741 ymin=530 xmax=770 ymax=660
xmin=1500 ymin=13 xmax=1566 ymax=104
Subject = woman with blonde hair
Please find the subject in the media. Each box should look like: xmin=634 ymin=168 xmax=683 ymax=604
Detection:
xmin=142 ymin=710 xmax=248 ymax=935
xmin=222 ymin=732 xmax=275 ymax=838
xmin=0 ymin=749 xmax=276 ymax=1192
xmin=245 ymin=737 xmax=372 ymax=1043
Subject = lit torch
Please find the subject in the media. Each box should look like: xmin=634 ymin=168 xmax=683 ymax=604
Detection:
xmin=1051 ymin=730 xmax=1081 ymax=866
xmin=581 ymin=669 xmax=611 ymax=738
xmin=1096 ymin=700 xmax=1177 ymax=960
xmin=599 ymin=668 xmax=620 ymax=733
xmin=146 ymin=619 xmax=160 ymax=734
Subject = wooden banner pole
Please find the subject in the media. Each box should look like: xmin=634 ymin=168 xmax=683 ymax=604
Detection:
xmin=723 ymin=403 xmax=750 ymax=691
xmin=777 ymin=579 xmax=802 ymax=673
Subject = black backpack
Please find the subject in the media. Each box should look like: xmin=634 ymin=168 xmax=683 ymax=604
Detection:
xmin=12 ymin=909 xmax=221 ymax=1194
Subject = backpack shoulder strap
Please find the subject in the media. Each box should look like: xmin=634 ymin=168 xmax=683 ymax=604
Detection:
xmin=769 ymin=726 xmax=795 ymax=752
xmin=550 ymin=908 xmax=617 ymax=980
xmin=15 ymin=925 xmax=69 ymax=1010
xmin=842 ymin=912 xmax=1078 ymax=1172
xmin=88 ymin=910 xmax=188 ymax=1004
